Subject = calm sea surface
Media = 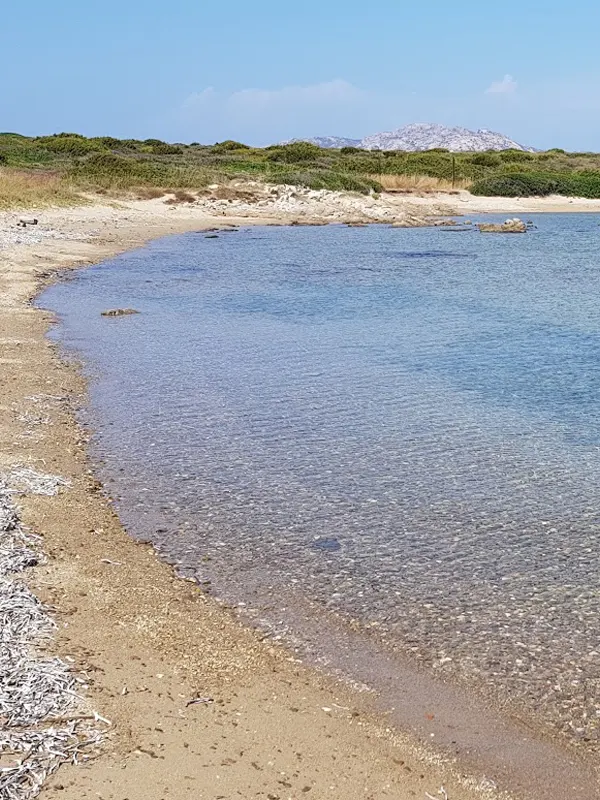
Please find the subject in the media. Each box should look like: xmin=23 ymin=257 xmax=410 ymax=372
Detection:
xmin=41 ymin=217 xmax=600 ymax=750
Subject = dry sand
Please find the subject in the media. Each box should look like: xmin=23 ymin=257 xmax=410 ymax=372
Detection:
xmin=0 ymin=190 xmax=597 ymax=800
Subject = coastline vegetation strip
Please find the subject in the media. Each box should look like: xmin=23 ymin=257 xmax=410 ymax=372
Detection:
xmin=2 ymin=132 xmax=600 ymax=206
xmin=0 ymin=480 xmax=102 ymax=799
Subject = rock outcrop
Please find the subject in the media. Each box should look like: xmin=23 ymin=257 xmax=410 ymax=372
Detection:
xmin=478 ymin=218 xmax=527 ymax=233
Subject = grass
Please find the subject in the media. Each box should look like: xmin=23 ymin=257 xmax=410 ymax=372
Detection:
xmin=3 ymin=132 xmax=600 ymax=206
xmin=0 ymin=168 xmax=81 ymax=210
xmin=373 ymin=174 xmax=472 ymax=193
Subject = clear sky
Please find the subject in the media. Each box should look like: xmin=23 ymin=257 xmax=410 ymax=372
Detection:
xmin=2 ymin=0 xmax=599 ymax=150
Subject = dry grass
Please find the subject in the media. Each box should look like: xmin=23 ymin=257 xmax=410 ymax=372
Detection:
xmin=134 ymin=186 xmax=166 ymax=200
xmin=164 ymin=189 xmax=197 ymax=205
xmin=0 ymin=168 xmax=82 ymax=210
xmin=372 ymin=174 xmax=472 ymax=193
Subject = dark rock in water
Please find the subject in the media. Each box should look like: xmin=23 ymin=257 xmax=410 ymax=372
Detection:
xmin=205 ymin=234 xmax=219 ymax=239
xmin=433 ymin=219 xmax=461 ymax=227
xmin=312 ymin=536 xmax=341 ymax=552
xmin=101 ymin=308 xmax=140 ymax=317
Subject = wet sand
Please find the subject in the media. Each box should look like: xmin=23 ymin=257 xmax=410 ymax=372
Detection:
xmin=0 ymin=196 xmax=598 ymax=800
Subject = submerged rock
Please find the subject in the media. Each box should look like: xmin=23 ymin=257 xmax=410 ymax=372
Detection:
xmin=312 ymin=536 xmax=342 ymax=552
xmin=100 ymin=308 xmax=140 ymax=317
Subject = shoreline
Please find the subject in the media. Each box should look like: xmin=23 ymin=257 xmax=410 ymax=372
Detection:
xmin=1 ymin=195 xmax=598 ymax=800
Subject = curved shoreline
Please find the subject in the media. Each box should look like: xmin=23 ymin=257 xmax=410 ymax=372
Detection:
xmin=1 ymin=196 xmax=598 ymax=800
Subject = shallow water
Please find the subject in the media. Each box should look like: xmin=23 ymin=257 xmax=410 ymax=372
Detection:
xmin=41 ymin=218 xmax=600 ymax=752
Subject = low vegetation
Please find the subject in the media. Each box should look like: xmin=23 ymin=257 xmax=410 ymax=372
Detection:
xmin=0 ymin=167 xmax=80 ymax=210
xmin=2 ymin=132 xmax=600 ymax=207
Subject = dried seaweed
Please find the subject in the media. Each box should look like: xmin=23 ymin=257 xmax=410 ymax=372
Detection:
xmin=5 ymin=469 xmax=70 ymax=498
xmin=0 ymin=481 xmax=101 ymax=799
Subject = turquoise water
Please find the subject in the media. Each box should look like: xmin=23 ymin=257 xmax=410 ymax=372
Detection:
xmin=41 ymin=218 xmax=600 ymax=750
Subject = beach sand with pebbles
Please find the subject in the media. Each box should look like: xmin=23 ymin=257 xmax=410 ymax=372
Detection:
xmin=1 ymin=191 xmax=599 ymax=800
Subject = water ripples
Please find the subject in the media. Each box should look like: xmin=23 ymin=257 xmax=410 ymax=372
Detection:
xmin=41 ymin=219 xmax=600 ymax=750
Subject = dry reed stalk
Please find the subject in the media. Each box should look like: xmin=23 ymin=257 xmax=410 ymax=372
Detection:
xmin=371 ymin=174 xmax=472 ymax=193
xmin=0 ymin=169 xmax=80 ymax=210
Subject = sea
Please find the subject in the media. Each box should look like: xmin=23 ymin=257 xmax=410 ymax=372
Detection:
xmin=39 ymin=216 xmax=600 ymax=791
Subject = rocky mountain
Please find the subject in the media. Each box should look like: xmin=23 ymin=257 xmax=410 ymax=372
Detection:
xmin=360 ymin=124 xmax=533 ymax=152
xmin=283 ymin=135 xmax=361 ymax=149
xmin=285 ymin=124 xmax=534 ymax=152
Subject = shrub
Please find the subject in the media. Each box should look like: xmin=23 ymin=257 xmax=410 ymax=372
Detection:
xmin=93 ymin=136 xmax=122 ymax=150
xmin=49 ymin=132 xmax=87 ymax=139
xmin=80 ymin=153 xmax=137 ymax=176
xmin=150 ymin=143 xmax=183 ymax=155
xmin=499 ymin=149 xmax=534 ymax=162
xmin=165 ymin=189 xmax=196 ymax=204
xmin=340 ymin=146 xmax=362 ymax=154
xmin=143 ymin=138 xmax=168 ymax=147
xmin=470 ymin=171 xmax=600 ymax=198
xmin=564 ymin=171 xmax=600 ymax=198
xmin=35 ymin=135 xmax=102 ymax=156
xmin=68 ymin=152 xmax=214 ymax=191
xmin=470 ymin=173 xmax=561 ymax=197
xmin=135 ymin=186 xmax=166 ymax=200
xmin=0 ymin=154 xmax=6 ymax=165
xmin=211 ymin=140 xmax=250 ymax=153
xmin=266 ymin=142 xmax=322 ymax=163
xmin=470 ymin=152 xmax=501 ymax=167
xmin=119 ymin=139 xmax=144 ymax=150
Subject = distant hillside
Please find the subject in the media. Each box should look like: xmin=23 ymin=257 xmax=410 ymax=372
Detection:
xmin=282 ymin=135 xmax=361 ymax=149
xmin=285 ymin=123 xmax=534 ymax=152
xmin=5 ymin=130 xmax=600 ymax=205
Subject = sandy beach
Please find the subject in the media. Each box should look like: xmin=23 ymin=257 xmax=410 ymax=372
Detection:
xmin=2 ymin=189 xmax=600 ymax=800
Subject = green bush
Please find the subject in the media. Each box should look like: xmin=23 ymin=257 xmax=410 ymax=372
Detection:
xmin=470 ymin=173 xmax=561 ymax=197
xmin=150 ymin=143 xmax=183 ymax=155
xmin=340 ymin=146 xmax=362 ymax=154
xmin=471 ymin=170 xmax=600 ymax=198
xmin=266 ymin=142 xmax=323 ymax=163
xmin=470 ymin=152 xmax=501 ymax=167
xmin=119 ymin=139 xmax=144 ymax=150
xmin=211 ymin=140 xmax=250 ymax=153
xmin=93 ymin=136 xmax=122 ymax=150
xmin=499 ymin=149 xmax=534 ymax=162
xmin=68 ymin=152 xmax=213 ymax=190
xmin=79 ymin=153 xmax=137 ymax=176
xmin=35 ymin=135 xmax=102 ymax=156
xmin=564 ymin=171 xmax=600 ymax=198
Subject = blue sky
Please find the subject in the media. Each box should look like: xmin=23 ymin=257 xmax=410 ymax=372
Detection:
xmin=2 ymin=0 xmax=599 ymax=150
